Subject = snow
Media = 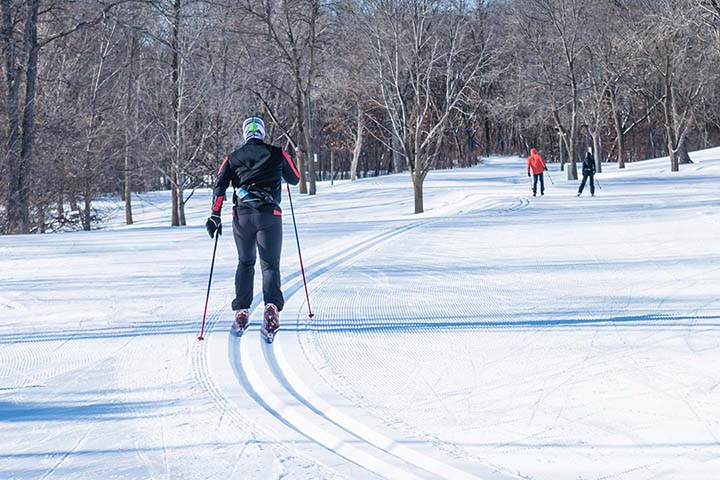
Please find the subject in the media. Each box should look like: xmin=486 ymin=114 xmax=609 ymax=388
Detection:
xmin=1 ymin=150 xmax=720 ymax=479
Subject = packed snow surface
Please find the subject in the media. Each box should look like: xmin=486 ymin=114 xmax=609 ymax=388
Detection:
xmin=1 ymin=150 xmax=720 ymax=479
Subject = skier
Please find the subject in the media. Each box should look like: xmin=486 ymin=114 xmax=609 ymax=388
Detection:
xmin=577 ymin=147 xmax=596 ymax=197
xmin=205 ymin=116 xmax=301 ymax=341
xmin=527 ymin=148 xmax=548 ymax=196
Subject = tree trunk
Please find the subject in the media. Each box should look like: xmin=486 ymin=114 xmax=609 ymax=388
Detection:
xmin=568 ymin=111 xmax=578 ymax=180
xmin=296 ymin=145 xmax=307 ymax=194
xmin=171 ymin=183 xmax=180 ymax=225
xmin=663 ymin=74 xmax=679 ymax=173
xmin=82 ymin=123 xmax=95 ymax=232
xmin=667 ymin=130 xmax=679 ymax=172
xmin=678 ymin=135 xmax=692 ymax=165
xmin=18 ymin=0 xmax=39 ymax=233
xmin=170 ymin=0 xmax=185 ymax=225
xmin=56 ymin=183 xmax=64 ymax=221
xmin=295 ymin=90 xmax=308 ymax=194
xmin=562 ymin=134 xmax=577 ymax=179
xmin=665 ymin=97 xmax=678 ymax=172
xmin=592 ymin=130 xmax=602 ymax=174
xmin=82 ymin=187 xmax=92 ymax=231
xmin=610 ymin=89 xmax=626 ymax=169
xmin=37 ymin=200 xmax=45 ymax=232
xmin=350 ymin=106 xmax=364 ymax=181
xmin=7 ymin=0 xmax=40 ymax=233
xmin=484 ymin=116 xmax=491 ymax=158
xmin=303 ymin=93 xmax=316 ymax=195
xmin=2 ymin=0 xmax=20 ymax=233
xmin=124 ymin=34 xmax=137 ymax=225
xmin=412 ymin=174 xmax=424 ymax=214
xmin=612 ymin=106 xmax=625 ymax=169
xmin=124 ymin=137 xmax=133 ymax=226
xmin=392 ymin=135 xmax=403 ymax=173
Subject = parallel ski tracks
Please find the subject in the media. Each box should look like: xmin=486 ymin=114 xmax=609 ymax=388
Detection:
xmin=193 ymin=219 xmax=438 ymax=478
xmin=191 ymin=301 xmax=345 ymax=478
xmin=193 ymin=194 xmax=530 ymax=479
xmin=300 ymin=203 xmax=524 ymax=475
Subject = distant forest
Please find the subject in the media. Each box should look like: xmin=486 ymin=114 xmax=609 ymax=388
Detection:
xmin=2 ymin=0 xmax=719 ymax=232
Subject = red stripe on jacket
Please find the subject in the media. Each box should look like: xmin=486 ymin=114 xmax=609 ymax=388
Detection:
xmin=217 ymin=156 xmax=228 ymax=175
xmin=282 ymin=150 xmax=301 ymax=178
xmin=212 ymin=195 xmax=224 ymax=212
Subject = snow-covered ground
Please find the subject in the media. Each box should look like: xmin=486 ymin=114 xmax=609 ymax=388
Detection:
xmin=1 ymin=150 xmax=719 ymax=479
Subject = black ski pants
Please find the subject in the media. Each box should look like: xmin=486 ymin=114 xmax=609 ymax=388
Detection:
xmin=532 ymin=173 xmax=545 ymax=195
xmin=231 ymin=206 xmax=284 ymax=311
xmin=578 ymin=173 xmax=595 ymax=195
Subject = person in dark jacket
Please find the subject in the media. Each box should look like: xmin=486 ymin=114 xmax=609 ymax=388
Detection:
xmin=205 ymin=116 xmax=301 ymax=339
xmin=577 ymin=147 xmax=596 ymax=197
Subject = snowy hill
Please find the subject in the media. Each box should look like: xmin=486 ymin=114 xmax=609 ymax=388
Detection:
xmin=1 ymin=150 xmax=720 ymax=479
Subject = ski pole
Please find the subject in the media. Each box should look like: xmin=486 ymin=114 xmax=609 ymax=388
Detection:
xmin=595 ymin=177 xmax=602 ymax=190
xmin=197 ymin=231 xmax=220 ymax=341
xmin=286 ymin=184 xmax=315 ymax=318
xmin=545 ymin=169 xmax=555 ymax=185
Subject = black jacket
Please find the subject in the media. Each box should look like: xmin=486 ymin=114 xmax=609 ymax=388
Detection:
xmin=211 ymin=138 xmax=300 ymax=214
xmin=582 ymin=153 xmax=596 ymax=175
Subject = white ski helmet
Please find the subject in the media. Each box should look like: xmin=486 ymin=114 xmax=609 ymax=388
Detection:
xmin=243 ymin=116 xmax=266 ymax=143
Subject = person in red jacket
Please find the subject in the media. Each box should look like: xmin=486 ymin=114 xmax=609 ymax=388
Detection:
xmin=527 ymin=148 xmax=548 ymax=196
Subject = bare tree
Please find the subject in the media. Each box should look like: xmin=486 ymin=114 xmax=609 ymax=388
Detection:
xmin=145 ymin=0 xmax=219 ymax=226
xmin=2 ymin=0 xmax=139 ymax=233
xmin=230 ymin=0 xmax=332 ymax=196
xmin=510 ymin=0 xmax=591 ymax=180
xmin=3 ymin=0 xmax=720 ymax=234
xmin=697 ymin=0 xmax=720 ymax=51
xmin=361 ymin=0 xmax=494 ymax=213
xmin=633 ymin=0 xmax=709 ymax=171
xmin=123 ymin=29 xmax=139 ymax=225
xmin=2 ymin=0 xmax=40 ymax=233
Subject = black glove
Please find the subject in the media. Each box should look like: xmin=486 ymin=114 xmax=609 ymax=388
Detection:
xmin=527 ymin=172 xmax=531 ymax=177
xmin=206 ymin=214 xmax=222 ymax=238
xmin=544 ymin=166 xmax=548 ymax=171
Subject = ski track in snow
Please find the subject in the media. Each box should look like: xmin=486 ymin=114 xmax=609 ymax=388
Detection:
xmin=37 ymin=431 xmax=89 ymax=480
xmin=291 ymin=197 xmax=550 ymax=474
xmin=191 ymin=275 xmax=355 ymax=478
xmin=234 ymin=195 xmax=524 ymax=479
xmin=203 ymin=217 xmax=446 ymax=478
xmin=2 ymin=152 xmax=720 ymax=479
xmin=192 ymin=192 xmax=528 ymax=479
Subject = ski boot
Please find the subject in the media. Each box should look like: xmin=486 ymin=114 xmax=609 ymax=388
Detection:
xmin=261 ymin=304 xmax=280 ymax=343
xmin=231 ymin=309 xmax=250 ymax=337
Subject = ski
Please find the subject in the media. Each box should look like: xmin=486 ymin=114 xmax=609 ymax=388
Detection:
xmin=262 ymin=303 xmax=280 ymax=344
xmin=231 ymin=322 xmax=249 ymax=337
xmin=261 ymin=327 xmax=277 ymax=344
xmin=231 ymin=309 xmax=250 ymax=337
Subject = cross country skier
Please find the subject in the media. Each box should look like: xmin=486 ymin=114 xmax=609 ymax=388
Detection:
xmin=577 ymin=147 xmax=596 ymax=197
xmin=205 ymin=116 xmax=301 ymax=341
xmin=527 ymin=148 xmax=548 ymax=196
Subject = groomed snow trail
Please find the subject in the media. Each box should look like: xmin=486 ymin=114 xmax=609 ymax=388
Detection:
xmin=1 ymin=152 xmax=720 ymax=479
